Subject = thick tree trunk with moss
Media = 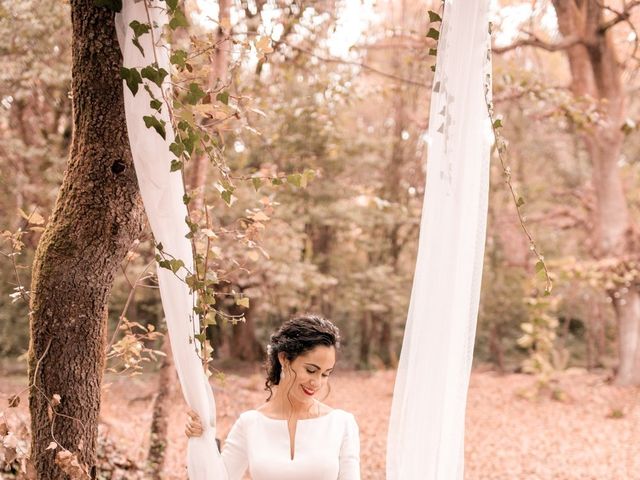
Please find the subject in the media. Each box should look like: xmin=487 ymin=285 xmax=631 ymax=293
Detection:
xmin=28 ymin=1 xmax=145 ymax=478
xmin=551 ymin=0 xmax=640 ymax=385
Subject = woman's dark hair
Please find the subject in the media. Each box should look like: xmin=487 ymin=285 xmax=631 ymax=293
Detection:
xmin=264 ymin=314 xmax=340 ymax=400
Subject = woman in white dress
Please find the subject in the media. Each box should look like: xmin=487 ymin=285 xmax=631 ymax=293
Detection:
xmin=186 ymin=314 xmax=361 ymax=480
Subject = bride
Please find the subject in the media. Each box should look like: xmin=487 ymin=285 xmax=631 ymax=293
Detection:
xmin=185 ymin=314 xmax=361 ymax=479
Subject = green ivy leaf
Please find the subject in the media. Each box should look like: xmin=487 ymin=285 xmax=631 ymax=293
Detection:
xmin=129 ymin=21 xmax=151 ymax=56
xmin=493 ymin=118 xmax=503 ymax=129
xmin=535 ymin=260 xmax=545 ymax=273
xmin=170 ymin=159 xmax=183 ymax=172
xmin=129 ymin=20 xmax=150 ymax=37
xmin=141 ymin=65 xmax=168 ymax=88
xmin=216 ymin=91 xmax=229 ymax=105
xmin=428 ymin=11 xmax=442 ymax=23
xmin=426 ymin=28 xmax=440 ymax=40
xmin=169 ymin=9 xmax=189 ymax=29
xmin=165 ymin=0 xmax=179 ymax=11
xmin=143 ymin=115 xmax=166 ymax=140
xmin=251 ymin=177 xmax=262 ymax=191
xmin=120 ymin=67 xmax=142 ymax=96
xmin=516 ymin=196 xmax=525 ymax=207
xmin=169 ymin=141 xmax=185 ymax=157
xmin=185 ymin=83 xmax=206 ymax=105
xmin=179 ymin=128 xmax=200 ymax=156
xmin=150 ymin=99 xmax=162 ymax=111
xmin=221 ymin=190 xmax=233 ymax=205
xmin=170 ymin=50 xmax=188 ymax=69
xmin=429 ymin=48 xmax=437 ymax=56
xmin=169 ymin=259 xmax=185 ymax=273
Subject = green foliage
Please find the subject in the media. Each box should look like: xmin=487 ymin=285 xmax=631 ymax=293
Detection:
xmin=184 ymin=83 xmax=206 ymax=105
xmin=120 ymin=67 xmax=142 ymax=96
xmin=142 ymin=115 xmax=166 ymax=139
xmin=141 ymin=65 xmax=168 ymax=88
xmin=129 ymin=20 xmax=150 ymax=56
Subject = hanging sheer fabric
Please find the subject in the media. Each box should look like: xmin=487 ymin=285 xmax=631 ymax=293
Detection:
xmin=386 ymin=1 xmax=492 ymax=479
xmin=115 ymin=2 xmax=226 ymax=478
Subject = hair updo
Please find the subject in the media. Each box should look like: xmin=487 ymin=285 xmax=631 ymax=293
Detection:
xmin=264 ymin=314 xmax=340 ymax=400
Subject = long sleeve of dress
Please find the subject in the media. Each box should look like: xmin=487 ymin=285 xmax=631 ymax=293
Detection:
xmin=338 ymin=413 xmax=361 ymax=480
xmin=220 ymin=413 xmax=250 ymax=480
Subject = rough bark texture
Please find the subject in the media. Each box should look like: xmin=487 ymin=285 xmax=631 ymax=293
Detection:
xmin=551 ymin=0 xmax=640 ymax=385
xmin=28 ymin=1 xmax=145 ymax=478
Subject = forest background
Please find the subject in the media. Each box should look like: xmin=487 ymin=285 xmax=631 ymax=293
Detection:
xmin=1 ymin=0 xmax=640 ymax=479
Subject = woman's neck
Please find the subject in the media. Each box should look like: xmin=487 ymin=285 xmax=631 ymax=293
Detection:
xmin=269 ymin=387 xmax=315 ymax=418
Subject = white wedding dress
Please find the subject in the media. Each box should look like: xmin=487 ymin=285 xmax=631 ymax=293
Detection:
xmin=220 ymin=409 xmax=360 ymax=480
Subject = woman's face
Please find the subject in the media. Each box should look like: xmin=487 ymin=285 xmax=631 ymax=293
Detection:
xmin=280 ymin=345 xmax=336 ymax=404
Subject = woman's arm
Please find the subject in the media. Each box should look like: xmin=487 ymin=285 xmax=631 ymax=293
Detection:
xmin=186 ymin=411 xmax=249 ymax=480
xmin=338 ymin=413 xmax=361 ymax=480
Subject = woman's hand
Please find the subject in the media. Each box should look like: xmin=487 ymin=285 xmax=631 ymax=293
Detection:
xmin=185 ymin=410 xmax=204 ymax=438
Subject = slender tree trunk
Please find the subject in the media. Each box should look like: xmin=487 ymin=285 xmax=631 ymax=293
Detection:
xmin=229 ymin=301 xmax=264 ymax=361
xmin=551 ymin=0 xmax=640 ymax=384
xmin=147 ymin=338 xmax=175 ymax=479
xmin=28 ymin=1 xmax=144 ymax=478
xmin=188 ymin=0 xmax=231 ymax=211
xmin=488 ymin=323 xmax=505 ymax=372
xmin=359 ymin=312 xmax=372 ymax=368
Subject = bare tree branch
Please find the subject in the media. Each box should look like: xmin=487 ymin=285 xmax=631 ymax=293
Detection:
xmin=287 ymin=44 xmax=430 ymax=88
xmin=493 ymin=34 xmax=588 ymax=54
xmin=598 ymin=1 xmax=640 ymax=33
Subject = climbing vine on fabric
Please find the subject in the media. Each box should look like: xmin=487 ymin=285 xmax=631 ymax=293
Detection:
xmin=116 ymin=0 xmax=316 ymax=371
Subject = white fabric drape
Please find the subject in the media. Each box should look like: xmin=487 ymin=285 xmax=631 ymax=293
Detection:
xmin=386 ymin=1 xmax=492 ymax=479
xmin=115 ymin=2 xmax=227 ymax=478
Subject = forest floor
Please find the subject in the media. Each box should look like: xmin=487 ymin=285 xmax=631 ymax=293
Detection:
xmin=1 ymin=365 xmax=639 ymax=479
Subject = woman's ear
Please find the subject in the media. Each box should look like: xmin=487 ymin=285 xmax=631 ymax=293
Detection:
xmin=278 ymin=351 xmax=286 ymax=368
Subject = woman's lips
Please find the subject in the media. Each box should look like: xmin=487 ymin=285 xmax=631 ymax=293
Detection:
xmin=301 ymin=385 xmax=315 ymax=396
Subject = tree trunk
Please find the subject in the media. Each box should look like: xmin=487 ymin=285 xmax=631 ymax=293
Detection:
xmin=359 ymin=312 xmax=372 ymax=368
xmin=488 ymin=323 xmax=505 ymax=373
xmin=551 ymin=0 xmax=640 ymax=384
xmin=28 ymin=1 xmax=145 ymax=478
xmin=147 ymin=338 xmax=175 ymax=479
xmin=188 ymin=0 xmax=231 ymax=212
xmin=229 ymin=302 xmax=264 ymax=362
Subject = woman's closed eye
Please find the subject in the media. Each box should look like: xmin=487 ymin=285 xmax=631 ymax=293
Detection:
xmin=306 ymin=367 xmax=331 ymax=377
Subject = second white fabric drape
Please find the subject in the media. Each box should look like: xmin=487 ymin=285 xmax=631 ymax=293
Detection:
xmin=386 ymin=1 xmax=492 ymax=479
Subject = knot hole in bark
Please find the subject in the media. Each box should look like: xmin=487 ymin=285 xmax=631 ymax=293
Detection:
xmin=111 ymin=160 xmax=126 ymax=175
